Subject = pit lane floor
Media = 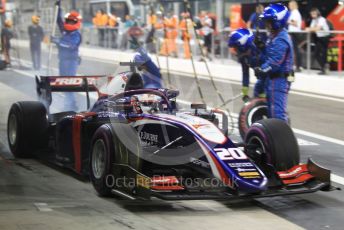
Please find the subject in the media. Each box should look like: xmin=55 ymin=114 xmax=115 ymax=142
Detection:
xmin=0 ymin=50 xmax=343 ymax=229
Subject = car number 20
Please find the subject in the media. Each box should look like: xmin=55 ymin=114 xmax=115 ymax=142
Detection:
xmin=214 ymin=148 xmax=247 ymax=160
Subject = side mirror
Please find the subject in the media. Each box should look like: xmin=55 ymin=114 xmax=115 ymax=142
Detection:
xmin=191 ymin=102 xmax=206 ymax=115
xmin=166 ymin=89 xmax=180 ymax=99
xmin=191 ymin=103 xmax=207 ymax=110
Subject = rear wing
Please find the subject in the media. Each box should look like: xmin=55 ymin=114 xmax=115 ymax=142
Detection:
xmin=35 ymin=75 xmax=111 ymax=111
xmin=36 ymin=62 xmax=144 ymax=112
xmin=36 ymin=75 xmax=107 ymax=92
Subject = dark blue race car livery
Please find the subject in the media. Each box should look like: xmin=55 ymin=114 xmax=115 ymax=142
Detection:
xmin=7 ymin=63 xmax=336 ymax=200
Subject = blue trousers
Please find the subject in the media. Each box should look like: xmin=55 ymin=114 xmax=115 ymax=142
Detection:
xmin=254 ymin=77 xmax=266 ymax=98
xmin=266 ymin=77 xmax=290 ymax=122
xmin=59 ymin=59 xmax=79 ymax=111
xmin=30 ymin=44 xmax=41 ymax=70
xmin=242 ymin=61 xmax=266 ymax=98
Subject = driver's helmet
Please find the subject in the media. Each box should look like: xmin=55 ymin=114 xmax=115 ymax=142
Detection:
xmin=259 ymin=3 xmax=290 ymax=30
xmin=228 ymin=28 xmax=254 ymax=51
xmin=105 ymin=72 xmax=144 ymax=95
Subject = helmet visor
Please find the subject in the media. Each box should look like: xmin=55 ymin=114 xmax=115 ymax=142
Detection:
xmin=66 ymin=18 xmax=78 ymax=25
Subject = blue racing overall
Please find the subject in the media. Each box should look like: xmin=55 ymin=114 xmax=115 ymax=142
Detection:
xmin=51 ymin=6 xmax=82 ymax=111
xmin=134 ymin=47 xmax=163 ymax=89
xmin=260 ymin=29 xmax=294 ymax=122
xmin=239 ymin=45 xmax=266 ymax=98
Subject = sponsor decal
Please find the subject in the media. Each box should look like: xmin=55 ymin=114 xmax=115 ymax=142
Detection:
xmin=228 ymin=162 xmax=254 ymax=168
xmin=50 ymin=77 xmax=97 ymax=86
xmin=236 ymin=168 xmax=258 ymax=172
xmin=215 ymin=148 xmax=248 ymax=161
xmin=242 ymin=176 xmax=262 ymax=179
xmin=116 ymin=98 xmax=128 ymax=103
xmin=136 ymin=174 xmax=151 ymax=189
xmin=139 ymin=131 xmax=158 ymax=146
xmin=190 ymin=157 xmax=210 ymax=168
xmin=97 ymin=112 xmax=119 ymax=118
xmin=277 ymin=164 xmax=308 ymax=179
xmin=239 ymin=172 xmax=261 ymax=177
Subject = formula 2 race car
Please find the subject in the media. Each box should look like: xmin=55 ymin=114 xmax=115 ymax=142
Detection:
xmin=7 ymin=62 xmax=336 ymax=200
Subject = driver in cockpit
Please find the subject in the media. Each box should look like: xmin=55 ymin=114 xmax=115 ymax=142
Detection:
xmin=134 ymin=47 xmax=163 ymax=89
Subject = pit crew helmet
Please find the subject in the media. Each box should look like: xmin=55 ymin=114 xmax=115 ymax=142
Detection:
xmin=259 ymin=3 xmax=290 ymax=30
xmin=134 ymin=53 xmax=150 ymax=66
xmin=64 ymin=11 xmax=82 ymax=31
xmin=228 ymin=28 xmax=254 ymax=51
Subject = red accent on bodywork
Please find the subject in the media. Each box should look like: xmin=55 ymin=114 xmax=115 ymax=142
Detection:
xmin=151 ymin=176 xmax=184 ymax=191
xmin=277 ymin=164 xmax=308 ymax=179
xmin=278 ymin=164 xmax=314 ymax=185
xmin=208 ymin=151 xmax=232 ymax=187
xmin=151 ymin=176 xmax=179 ymax=185
xmin=151 ymin=185 xmax=185 ymax=191
xmin=281 ymin=174 xmax=314 ymax=185
xmin=72 ymin=112 xmax=96 ymax=174
xmin=72 ymin=114 xmax=84 ymax=174
xmin=196 ymin=139 xmax=232 ymax=187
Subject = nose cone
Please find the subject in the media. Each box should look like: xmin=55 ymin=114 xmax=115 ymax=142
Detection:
xmin=233 ymin=171 xmax=268 ymax=194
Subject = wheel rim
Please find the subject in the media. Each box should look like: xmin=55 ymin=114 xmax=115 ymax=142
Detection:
xmin=246 ymin=136 xmax=267 ymax=165
xmin=92 ymin=139 xmax=106 ymax=179
xmin=247 ymin=105 xmax=268 ymax=127
xmin=8 ymin=114 xmax=17 ymax=146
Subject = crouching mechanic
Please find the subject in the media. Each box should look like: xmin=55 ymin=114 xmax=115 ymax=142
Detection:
xmin=255 ymin=3 xmax=294 ymax=122
xmin=51 ymin=0 xmax=82 ymax=111
xmin=134 ymin=47 xmax=163 ymax=89
xmin=228 ymin=28 xmax=266 ymax=102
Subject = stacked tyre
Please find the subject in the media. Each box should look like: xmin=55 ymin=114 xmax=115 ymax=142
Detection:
xmin=238 ymin=98 xmax=268 ymax=140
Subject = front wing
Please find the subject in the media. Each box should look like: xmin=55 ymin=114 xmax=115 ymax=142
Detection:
xmin=110 ymin=159 xmax=338 ymax=200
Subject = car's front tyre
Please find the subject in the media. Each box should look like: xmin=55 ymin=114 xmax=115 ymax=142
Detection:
xmin=245 ymin=118 xmax=299 ymax=171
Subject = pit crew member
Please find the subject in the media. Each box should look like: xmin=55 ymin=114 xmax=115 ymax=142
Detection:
xmin=228 ymin=28 xmax=266 ymax=102
xmin=134 ymin=47 xmax=163 ymax=89
xmin=28 ymin=15 xmax=44 ymax=70
xmin=51 ymin=0 xmax=82 ymax=111
xmin=255 ymin=3 xmax=294 ymax=122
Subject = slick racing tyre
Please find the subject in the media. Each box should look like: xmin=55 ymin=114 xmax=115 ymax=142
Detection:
xmin=90 ymin=124 xmax=116 ymax=197
xmin=7 ymin=101 xmax=49 ymax=158
xmin=245 ymin=118 xmax=299 ymax=171
xmin=90 ymin=124 xmax=143 ymax=197
xmin=238 ymin=98 xmax=268 ymax=140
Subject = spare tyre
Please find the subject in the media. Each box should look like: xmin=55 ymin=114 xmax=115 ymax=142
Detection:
xmin=244 ymin=118 xmax=299 ymax=171
xmin=238 ymin=98 xmax=268 ymax=140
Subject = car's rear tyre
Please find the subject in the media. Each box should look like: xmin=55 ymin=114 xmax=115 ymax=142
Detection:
xmin=7 ymin=101 xmax=48 ymax=158
xmin=245 ymin=118 xmax=299 ymax=171
xmin=90 ymin=124 xmax=116 ymax=197
xmin=238 ymin=98 xmax=268 ymax=140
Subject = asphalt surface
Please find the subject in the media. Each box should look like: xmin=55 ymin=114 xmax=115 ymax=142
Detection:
xmin=0 ymin=46 xmax=343 ymax=229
